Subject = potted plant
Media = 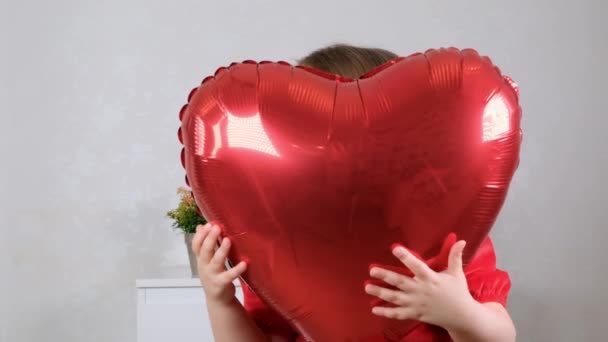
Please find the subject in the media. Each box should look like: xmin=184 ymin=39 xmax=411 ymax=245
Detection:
xmin=166 ymin=187 xmax=207 ymax=277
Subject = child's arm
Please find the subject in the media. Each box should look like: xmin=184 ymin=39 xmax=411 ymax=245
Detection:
xmin=193 ymin=224 xmax=276 ymax=342
xmin=206 ymin=296 xmax=270 ymax=342
xmin=365 ymin=241 xmax=516 ymax=342
xmin=445 ymin=301 xmax=515 ymax=342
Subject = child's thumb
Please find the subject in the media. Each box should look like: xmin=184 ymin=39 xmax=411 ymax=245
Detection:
xmin=447 ymin=240 xmax=466 ymax=275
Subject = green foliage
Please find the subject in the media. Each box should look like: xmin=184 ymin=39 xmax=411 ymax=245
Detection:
xmin=166 ymin=187 xmax=207 ymax=234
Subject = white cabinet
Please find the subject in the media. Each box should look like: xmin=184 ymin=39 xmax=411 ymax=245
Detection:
xmin=136 ymin=278 xmax=243 ymax=342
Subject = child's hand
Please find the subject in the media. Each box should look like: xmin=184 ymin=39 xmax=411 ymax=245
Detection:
xmin=192 ymin=223 xmax=247 ymax=305
xmin=365 ymin=240 xmax=475 ymax=330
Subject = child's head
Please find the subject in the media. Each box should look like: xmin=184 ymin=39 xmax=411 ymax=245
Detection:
xmin=298 ymin=44 xmax=398 ymax=79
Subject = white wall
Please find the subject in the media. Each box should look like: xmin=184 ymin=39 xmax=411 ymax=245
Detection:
xmin=2 ymin=0 xmax=606 ymax=341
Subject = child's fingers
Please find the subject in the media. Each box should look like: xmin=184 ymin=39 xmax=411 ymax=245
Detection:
xmin=369 ymin=267 xmax=415 ymax=291
xmin=365 ymin=284 xmax=409 ymax=306
xmin=392 ymin=246 xmax=434 ymax=280
xmin=220 ymin=261 xmax=247 ymax=283
xmin=200 ymin=224 xmax=221 ymax=263
xmin=447 ymin=240 xmax=466 ymax=275
xmin=210 ymin=238 xmax=231 ymax=267
xmin=191 ymin=224 xmax=211 ymax=256
xmin=371 ymin=306 xmax=415 ymax=321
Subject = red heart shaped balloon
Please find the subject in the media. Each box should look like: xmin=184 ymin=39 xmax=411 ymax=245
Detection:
xmin=179 ymin=48 xmax=521 ymax=341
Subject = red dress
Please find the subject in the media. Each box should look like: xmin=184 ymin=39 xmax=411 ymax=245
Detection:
xmin=241 ymin=238 xmax=511 ymax=342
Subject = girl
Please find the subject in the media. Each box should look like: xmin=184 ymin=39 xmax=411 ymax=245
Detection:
xmin=192 ymin=44 xmax=516 ymax=342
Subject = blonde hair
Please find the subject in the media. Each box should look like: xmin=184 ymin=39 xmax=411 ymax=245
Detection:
xmin=298 ymin=44 xmax=398 ymax=79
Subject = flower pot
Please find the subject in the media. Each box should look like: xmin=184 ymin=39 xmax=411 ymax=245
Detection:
xmin=184 ymin=233 xmax=198 ymax=277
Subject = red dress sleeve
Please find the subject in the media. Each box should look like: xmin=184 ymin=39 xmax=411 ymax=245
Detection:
xmin=240 ymin=279 xmax=298 ymax=340
xmin=464 ymin=237 xmax=512 ymax=307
